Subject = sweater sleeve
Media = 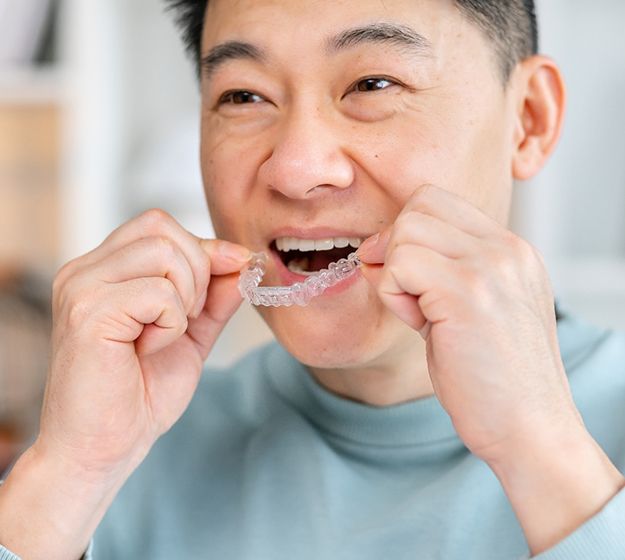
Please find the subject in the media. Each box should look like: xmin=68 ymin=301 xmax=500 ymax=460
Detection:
xmin=0 ymin=547 xmax=20 ymax=560
xmin=0 ymin=542 xmax=92 ymax=560
xmin=0 ymin=478 xmax=18 ymax=560
xmin=529 ymin=485 xmax=625 ymax=560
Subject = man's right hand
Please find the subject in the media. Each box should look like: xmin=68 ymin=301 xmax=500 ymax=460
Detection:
xmin=0 ymin=209 xmax=250 ymax=560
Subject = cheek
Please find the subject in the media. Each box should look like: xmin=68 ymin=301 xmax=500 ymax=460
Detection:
xmin=200 ymin=115 xmax=265 ymax=238
xmin=351 ymin=92 xmax=513 ymax=220
xmin=348 ymin=109 xmax=456 ymax=206
xmin=445 ymin=97 xmax=515 ymax=218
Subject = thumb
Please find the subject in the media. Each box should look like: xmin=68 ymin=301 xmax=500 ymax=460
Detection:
xmin=199 ymin=239 xmax=251 ymax=275
xmin=185 ymin=238 xmax=250 ymax=358
xmin=356 ymin=229 xmax=391 ymax=265
xmin=186 ymin=272 xmax=243 ymax=360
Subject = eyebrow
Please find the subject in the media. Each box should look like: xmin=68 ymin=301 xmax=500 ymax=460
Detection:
xmin=201 ymin=22 xmax=432 ymax=81
xmin=201 ymin=41 xmax=265 ymax=81
xmin=327 ymin=22 xmax=433 ymax=56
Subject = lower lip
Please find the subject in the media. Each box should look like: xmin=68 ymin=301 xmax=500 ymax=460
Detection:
xmin=269 ymin=249 xmax=361 ymax=298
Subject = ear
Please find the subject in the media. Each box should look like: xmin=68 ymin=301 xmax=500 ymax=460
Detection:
xmin=511 ymin=55 xmax=566 ymax=180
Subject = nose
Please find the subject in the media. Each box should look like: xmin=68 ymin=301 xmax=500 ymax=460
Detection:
xmin=258 ymin=105 xmax=354 ymax=199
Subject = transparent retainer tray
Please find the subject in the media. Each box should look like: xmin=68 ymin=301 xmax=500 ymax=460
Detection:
xmin=238 ymin=251 xmax=362 ymax=307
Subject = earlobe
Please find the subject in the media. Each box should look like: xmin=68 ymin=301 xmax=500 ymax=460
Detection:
xmin=511 ymin=56 xmax=567 ymax=181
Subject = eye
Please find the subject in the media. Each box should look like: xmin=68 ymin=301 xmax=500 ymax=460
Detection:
xmin=352 ymin=77 xmax=397 ymax=93
xmin=219 ymin=90 xmax=264 ymax=105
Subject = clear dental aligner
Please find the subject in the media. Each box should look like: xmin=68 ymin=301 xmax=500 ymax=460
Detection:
xmin=239 ymin=251 xmax=362 ymax=307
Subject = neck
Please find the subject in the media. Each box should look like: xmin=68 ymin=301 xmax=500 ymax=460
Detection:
xmin=308 ymin=333 xmax=433 ymax=407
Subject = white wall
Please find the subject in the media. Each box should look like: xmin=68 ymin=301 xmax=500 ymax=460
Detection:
xmin=511 ymin=0 xmax=625 ymax=329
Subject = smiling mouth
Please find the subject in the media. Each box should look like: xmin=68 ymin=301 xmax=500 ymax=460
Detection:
xmin=272 ymin=236 xmax=364 ymax=275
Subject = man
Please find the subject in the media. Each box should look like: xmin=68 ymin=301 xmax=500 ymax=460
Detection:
xmin=1 ymin=0 xmax=625 ymax=558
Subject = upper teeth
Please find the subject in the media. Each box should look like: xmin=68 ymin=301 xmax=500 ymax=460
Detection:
xmin=275 ymin=237 xmax=363 ymax=252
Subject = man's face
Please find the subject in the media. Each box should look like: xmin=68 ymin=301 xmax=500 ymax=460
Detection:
xmin=199 ymin=0 xmax=520 ymax=370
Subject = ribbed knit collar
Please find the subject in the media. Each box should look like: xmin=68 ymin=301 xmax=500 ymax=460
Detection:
xmin=266 ymin=343 xmax=462 ymax=448
xmin=265 ymin=305 xmax=601 ymax=449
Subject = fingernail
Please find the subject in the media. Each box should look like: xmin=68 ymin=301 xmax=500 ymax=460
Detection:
xmin=219 ymin=242 xmax=251 ymax=262
xmin=357 ymin=233 xmax=380 ymax=256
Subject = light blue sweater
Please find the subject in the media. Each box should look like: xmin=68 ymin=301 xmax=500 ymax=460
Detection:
xmin=2 ymin=307 xmax=625 ymax=559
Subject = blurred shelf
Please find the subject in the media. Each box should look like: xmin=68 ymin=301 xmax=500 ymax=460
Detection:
xmin=0 ymin=65 xmax=64 ymax=105
xmin=0 ymin=88 xmax=62 ymax=272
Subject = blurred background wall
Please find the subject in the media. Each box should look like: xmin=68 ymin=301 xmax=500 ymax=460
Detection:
xmin=511 ymin=0 xmax=625 ymax=331
xmin=0 ymin=0 xmax=624 ymax=465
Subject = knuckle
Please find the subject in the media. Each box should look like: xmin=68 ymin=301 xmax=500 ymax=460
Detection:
xmin=51 ymin=274 xmax=66 ymax=309
xmin=139 ymin=208 xmax=174 ymax=233
xmin=150 ymin=235 xmax=178 ymax=260
xmin=197 ymin=261 xmax=210 ymax=287
xmin=409 ymin=187 xmax=435 ymax=214
xmin=154 ymin=277 xmax=182 ymax=304
xmin=384 ymin=251 xmax=408 ymax=283
xmin=416 ymin=182 xmax=435 ymax=198
xmin=530 ymin=244 xmax=546 ymax=267
xmin=514 ymin=236 xmax=540 ymax=265
xmin=136 ymin=277 xmax=184 ymax=322
xmin=392 ymin=243 xmax=414 ymax=265
xmin=65 ymin=292 xmax=96 ymax=330
xmin=394 ymin=211 xmax=417 ymax=232
xmin=462 ymin=267 xmax=488 ymax=299
xmin=489 ymin=251 xmax=518 ymax=281
xmin=193 ymin=269 xmax=210 ymax=303
xmin=416 ymin=183 xmax=435 ymax=198
xmin=492 ymin=234 xmax=537 ymax=276
xmin=393 ymin=211 xmax=425 ymax=245
xmin=503 ymin=230 xmax=531 ymax=256
xmin=52 ymin=261 xmax=83 ymax=311
xmin=176 ymin=316 xmax=189 ymax=336
xmin=386 ymin=244 xmax=404 ymax=266
xmin=53 ymin=258 xmax=80 ymax=293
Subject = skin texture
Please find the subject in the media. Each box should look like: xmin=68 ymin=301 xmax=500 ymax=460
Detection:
xmin=0 ymin=1 xmax=623 ymax=559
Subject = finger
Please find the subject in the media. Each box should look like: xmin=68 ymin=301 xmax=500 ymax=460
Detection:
xmin=193 ymin=239 xmax=251 ymax=318
xmin=197 ymin=239 xmax=251 ymax=276
xmin=186 ymin=273 xmax=243 ymax=360
xmin=358 ymin=210 xmax=478 ymax=264
xmin=93 ymin=277 xmax=188 ymax=357
xmin=378 ymin=244 xmax=456 ymax=331
xmin=405 ymin=184 xmax=502 ymax=238
xmin=357 ymin=230 xmax=391 ymax=264
xmin=68 ymin=210 xmax=200 ymax=268
xmin=82 ymin=236 xmax=197 ymax=316
xmin=389 ymin=210 xmax=479 ymax=258
xmin=380 ymin=291 xmax=427 ymax=334
xmin=59 ymin=210 xmax=209 ymax=311
xmin=62 ymin=210 xmax=248 ymax=315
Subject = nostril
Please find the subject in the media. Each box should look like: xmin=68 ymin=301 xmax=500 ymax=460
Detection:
xmin=305 ymin=184 xmax=334 ymax=196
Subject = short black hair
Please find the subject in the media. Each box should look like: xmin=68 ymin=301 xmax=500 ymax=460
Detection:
xmin=455 ymin=0 xmax=538 ymax=79
xmin=165 ymin=0 xmax=538 ymax=82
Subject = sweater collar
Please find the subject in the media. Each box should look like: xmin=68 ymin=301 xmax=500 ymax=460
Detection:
xmin=265 ymin=306 xmax=599 ymax=449
xmin=266 ymin=343 xmax=461 ymax=448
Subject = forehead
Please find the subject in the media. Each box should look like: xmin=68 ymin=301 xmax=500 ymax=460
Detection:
xmin=202 ymin=0 xmax=464 ymax=54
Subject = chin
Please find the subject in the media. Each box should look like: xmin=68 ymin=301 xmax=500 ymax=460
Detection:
xmin=256 ymin=283 xmax=405 ymax=371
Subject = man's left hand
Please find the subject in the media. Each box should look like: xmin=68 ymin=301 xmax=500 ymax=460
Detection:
xmin=358 ymin=183 xmax=584 ymax=464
